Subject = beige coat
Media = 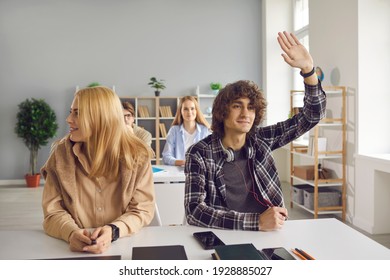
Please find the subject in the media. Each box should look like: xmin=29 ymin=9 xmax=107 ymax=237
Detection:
xmin=41 ymin=135 xmax=155 ymax=242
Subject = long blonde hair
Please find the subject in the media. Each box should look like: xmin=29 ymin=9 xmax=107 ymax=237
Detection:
xmin=75 ymin=86 xmax=150 ymax=180
xmin=172 ymin=96 xmax=210 ymax=128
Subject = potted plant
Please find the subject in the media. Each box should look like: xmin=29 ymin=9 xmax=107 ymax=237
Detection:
xmin=87 ymin=82 xmax=101 ymax=87
xmin=210 ymin=82 xmax=222 ymax=95
xmin=15 ymin=98 xmax=58 ymax=187
xmin=148 ymin=77 xmax=166 ymax=96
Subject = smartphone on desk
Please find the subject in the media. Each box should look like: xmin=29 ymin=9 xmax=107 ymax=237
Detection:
xmin=193 ymin=231 xmax=225 ymax=250
xmin=261 ymin=247 xmax=296 ymax=260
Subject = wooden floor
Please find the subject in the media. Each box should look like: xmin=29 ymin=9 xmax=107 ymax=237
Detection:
xmin=1 ymin=182 xmax=390 ymax=249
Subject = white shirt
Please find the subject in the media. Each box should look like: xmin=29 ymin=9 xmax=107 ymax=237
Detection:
xmin=183 ymin=129 xmax=196 ymax=151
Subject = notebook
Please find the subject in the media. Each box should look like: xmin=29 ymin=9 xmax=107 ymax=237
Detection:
xmin=132 ymin=245 xmax=188 ymax=260
xmin=213 ymin=243 xmax=266 ymax=260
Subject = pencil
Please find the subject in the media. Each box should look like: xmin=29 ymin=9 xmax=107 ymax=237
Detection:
xmin=295 ymin=248 xmax=315 ymax=260
xmin=291 ymin=249 xmax=307 ymax=260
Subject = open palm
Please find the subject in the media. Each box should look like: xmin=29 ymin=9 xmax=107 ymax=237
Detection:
xmin=277 ymin=31 xmax=313 ymax=71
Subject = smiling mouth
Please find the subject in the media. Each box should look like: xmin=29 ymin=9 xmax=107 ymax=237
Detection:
xmin=69 ymin=127 xmax=78 ymax=132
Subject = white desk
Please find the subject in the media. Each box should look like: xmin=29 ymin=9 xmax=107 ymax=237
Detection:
xmin=152 ymin=165 xmax=185 ymax=183
xmin=152 ymin=165 xmax=185 ymax=226
xmin=0 ymin=219 xmax=389 ymax=260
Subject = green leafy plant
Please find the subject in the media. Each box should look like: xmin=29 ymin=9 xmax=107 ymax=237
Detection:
xmin=15 ymin=98 xmax=58 ymax=175
xmin=87 ymin=82 xmax=101 ymax=87
xmin=210 ymin=82 xmax=222 ymax=90
xmin=148 ymin=77 xmax=166 ymax=92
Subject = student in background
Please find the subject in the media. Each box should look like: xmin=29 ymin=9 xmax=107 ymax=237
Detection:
xmin=122 ymin=101 xmax=152 ymax=147
xmin=184 ymin=31 xmax=326 ymax=231
xmin=162 ymin=96 xmax=210 ymax=166
xmin=41 ymin=86 xmax=155 ymax=254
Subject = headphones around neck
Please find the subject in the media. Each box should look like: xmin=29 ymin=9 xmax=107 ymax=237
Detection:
xmin=220 ymin=140 xmax=254 ymax=162
xmin=220 ymin=139 xmax=274 ymax=209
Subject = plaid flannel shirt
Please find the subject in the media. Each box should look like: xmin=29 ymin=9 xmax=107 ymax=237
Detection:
xmin=184 ymin=82 xmax=326 ymax=231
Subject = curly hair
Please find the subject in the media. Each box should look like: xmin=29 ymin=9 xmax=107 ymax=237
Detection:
xmin=211 ymin=80 xmax=267 ymax=137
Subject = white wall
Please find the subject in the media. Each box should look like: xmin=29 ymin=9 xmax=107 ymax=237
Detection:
xmin=309 ymin=0 xmax=358 ymax=223
xmin=262 ymin=0 xmax=293 ymax=182
xmin=353 ymin=0 xmax=390 ymax=233
xmin=262 ymin=0 xmax=293 ymax=125
xmin=309 ymin=0 xmax=390 ymax=229
xmin=0 ymin=0 xmax=263 ymax=181
xmin=358 ymin=0 xmax=390 ymax=154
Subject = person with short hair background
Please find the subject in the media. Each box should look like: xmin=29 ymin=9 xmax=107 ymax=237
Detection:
xmin=122 ymin=101 xmax=153 ymax=147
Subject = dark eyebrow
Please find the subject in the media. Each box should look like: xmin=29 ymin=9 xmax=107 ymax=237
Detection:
xmin=231 ymin=99 xmax=254 ymax=106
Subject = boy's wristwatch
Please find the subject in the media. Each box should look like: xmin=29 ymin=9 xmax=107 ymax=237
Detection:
xmin=107 ymin=224 xmax=119 ymax=242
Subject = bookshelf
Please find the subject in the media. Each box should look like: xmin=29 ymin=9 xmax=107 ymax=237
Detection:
xmin=120 ymin=94 xmax=216 ymax=164
xmin=119 ymin=96 xmax=176 ymax=164
xmin=289 ymin=86 xmax=346 ymax=221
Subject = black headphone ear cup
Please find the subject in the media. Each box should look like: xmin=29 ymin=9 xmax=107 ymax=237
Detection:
xmin=224 ymin=148 xmax=235 ymax=162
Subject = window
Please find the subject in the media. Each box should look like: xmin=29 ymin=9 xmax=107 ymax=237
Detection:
xmin=292 ymin=0 xmax=310 ymax=143
xmin=294 ymin=0 xmax=309 ymax=31
xmin=293 ymin=0 xmax=309 ymax=90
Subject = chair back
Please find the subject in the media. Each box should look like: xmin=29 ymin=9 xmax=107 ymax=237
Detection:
xmin=148 ymin=203 xmax=162 ymax=226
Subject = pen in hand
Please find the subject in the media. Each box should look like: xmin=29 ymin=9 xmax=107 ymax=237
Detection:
xmin=264 ymin=198 xmax=288 ymax=220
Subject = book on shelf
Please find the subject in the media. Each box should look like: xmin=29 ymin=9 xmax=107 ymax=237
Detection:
xmin=138 ymin=105 xmax=150 ymax=117
xmin=137 ymin=106 xmax=144 ymax=117
xmin=307 ymin=136 xmax=327 ymax=156
xmin=159 ymin=106 xmax=165 ymax=117
xmin=159 ymin=106 xmax=173 ymax=117
xmin=132 ymin=245 xmax=188 ymax=260
xmin=159 ymin=123 xmax=167 ymax=137
xmin=213 ymin=243 xmax=266 ymax=260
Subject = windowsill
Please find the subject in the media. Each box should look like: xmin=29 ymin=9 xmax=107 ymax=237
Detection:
xmin=355 ymin=154 xmax=390 ymax=165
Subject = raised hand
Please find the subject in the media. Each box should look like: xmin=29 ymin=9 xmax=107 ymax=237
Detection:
xmin=277 ymin=31 xmax=313 ymax=73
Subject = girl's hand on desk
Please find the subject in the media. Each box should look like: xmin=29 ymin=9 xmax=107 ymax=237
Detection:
xmin=81 ymin=226 xmax=112 ymax=254
xmin=175 ymin=160 xmax=185 ymax=166
xmin=68 ymin=228 xmax=111 ymax=254
xmin=69 ymin=229 xmax=93 ymax=252
xmin=258 ymin=207 xmax=288 ymax=231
